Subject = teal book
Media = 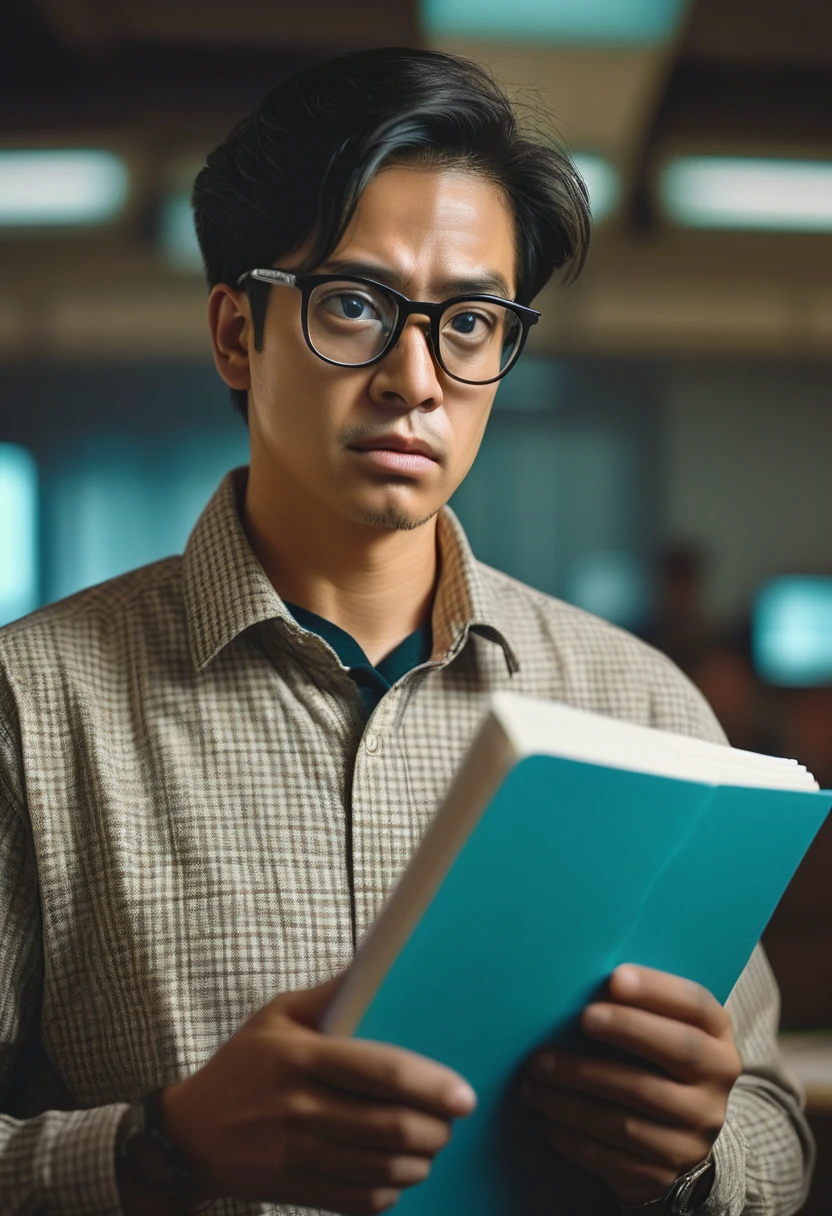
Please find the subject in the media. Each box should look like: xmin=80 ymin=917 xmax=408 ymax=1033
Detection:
xmin=321 ymin=693 xmax=831 ymax=1215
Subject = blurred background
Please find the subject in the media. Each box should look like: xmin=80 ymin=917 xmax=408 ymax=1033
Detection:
xmin=1 ymin=0 xmax=831 ymax=1205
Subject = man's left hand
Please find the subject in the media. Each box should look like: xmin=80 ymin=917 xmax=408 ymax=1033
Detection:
xmin=521 ymin=964 xmax=743 ymax=1207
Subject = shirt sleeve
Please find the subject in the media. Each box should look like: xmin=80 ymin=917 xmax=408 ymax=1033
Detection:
xmin=0 ymin=703 xmax=129 ymax=1215
xmin=654 ymin=665 xmax=815 ymax=1215
xmin=642 ymin=666 xmax=817 ymax=1216
xmin=704 ymin=944 xmax=814 ymax=1216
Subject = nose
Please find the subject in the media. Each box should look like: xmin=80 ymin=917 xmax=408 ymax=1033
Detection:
xmin=369 ymin=315 xmax=444 ymax=411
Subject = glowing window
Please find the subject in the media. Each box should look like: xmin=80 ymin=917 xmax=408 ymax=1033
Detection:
xmin=0 ymin=150 xmax=129 ymax=227
xmin=0 ymin=445 xmax=38 ymax=627
xmin=565 ymin=550 xmax=647 ymax=630
xmin=160 ymin=193 xmax=203 ymax=270
xmin=48 ymin=435 xmax=249 ymax=603
xmin=753 ymin=577 xmax=832 ymax=687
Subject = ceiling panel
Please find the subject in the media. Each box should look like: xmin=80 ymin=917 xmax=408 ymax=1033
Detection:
xmin=683 ymin=0 xmax=832 ymax=66
xmin=33 ymin=0 xmax=419 ymax=48
xmin=425 ymin=38 xmax=670 ymax=160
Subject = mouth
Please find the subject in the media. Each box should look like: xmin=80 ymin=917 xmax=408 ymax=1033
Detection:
xmin=347 ymin=433 xmax=442 ymax=476
xmin=348 ymin=434 xmax=441 ymax=462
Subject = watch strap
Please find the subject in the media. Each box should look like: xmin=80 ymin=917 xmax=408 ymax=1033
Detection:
xmin=117 ymin=1087 xmax=213 ymax=1212
xmin=145 ymin=1088 xmax=192 ymax=1181
xmin=668 ymin=1155 xmax=715 ymax=1215
xmin=620 ymin=1154 xmax=715 ymax=1216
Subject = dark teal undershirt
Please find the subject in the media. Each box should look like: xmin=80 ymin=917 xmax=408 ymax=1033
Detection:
xmin=284 ymin=602 xmax=433 ymax=717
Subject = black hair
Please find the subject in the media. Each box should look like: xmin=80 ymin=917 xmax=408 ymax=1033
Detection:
xmin=192 ymin=46 xmax=592 ymax=422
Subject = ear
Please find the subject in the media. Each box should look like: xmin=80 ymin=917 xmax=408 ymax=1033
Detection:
xmin=207 ymin=284 xmax=252 ymax=391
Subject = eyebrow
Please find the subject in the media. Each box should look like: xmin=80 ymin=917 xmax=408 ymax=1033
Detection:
xmin=317 ymin=258 xmax=515 ymax=301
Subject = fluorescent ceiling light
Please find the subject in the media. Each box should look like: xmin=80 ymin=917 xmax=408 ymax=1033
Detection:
xmin=659 ymin=157 xmax=832 ymax=232
xmin=573 ymin=154 xmax=619 ymax=223
xmin=422 ymin=0 xmax=686 ymax=44
xmin=753 ymin=577 xmax=832 ymax=687
xmin=160 ymin=193 xmax=203 ymax=270
xmin=0 ymin=150 xmax=128 ymax=227
xmin=0 ymin=444 xmax=38 ymax=627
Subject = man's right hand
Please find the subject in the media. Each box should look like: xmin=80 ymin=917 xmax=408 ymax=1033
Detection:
xmin=154 ymin=975 xmax=476 ymax=1214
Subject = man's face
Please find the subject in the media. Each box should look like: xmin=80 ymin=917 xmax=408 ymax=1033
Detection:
xmin=243 ymin=165 xmax=518 ymax=531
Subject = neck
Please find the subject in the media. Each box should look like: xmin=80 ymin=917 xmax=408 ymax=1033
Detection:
xmin=243 ymin=464 xmax=439 ymax=667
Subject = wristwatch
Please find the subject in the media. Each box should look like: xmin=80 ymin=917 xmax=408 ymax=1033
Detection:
xmin=116 ymin=1088 xmax=213 ymax=1212
xmin=620 ymin=1154 xmax=715 ymax=1215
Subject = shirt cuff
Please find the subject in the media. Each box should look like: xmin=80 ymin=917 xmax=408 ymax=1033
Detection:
xmin=703 ymin=1118 xmax=747 ymax=1216
xmin=35 ymin=1103 xmax=129 ymax=1215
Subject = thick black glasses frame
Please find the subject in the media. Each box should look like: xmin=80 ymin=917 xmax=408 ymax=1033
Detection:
xmin=237 ymin=268 xmax=540 ymax=385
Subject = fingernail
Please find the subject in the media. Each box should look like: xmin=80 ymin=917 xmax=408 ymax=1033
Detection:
xmin=615 ymin=965 xmax=639 ymax=992
xmin=584 ymin=1005 xmax=611 ymax=1030
xmin=451 ymin=1082 xmax=477 ymax=1113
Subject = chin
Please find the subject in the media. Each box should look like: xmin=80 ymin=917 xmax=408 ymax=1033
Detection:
xmin=343 ymin=494 xmax=441 ymax=533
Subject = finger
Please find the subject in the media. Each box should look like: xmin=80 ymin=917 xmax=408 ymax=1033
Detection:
xmin=537 ymin=1121 xmax=678 ymax=1205
xmin=280 ymin=1170 xmax=402 ymax=1215
xmin=521 ymin=1080 xmax=710 ymax=1173
xmin=607 ymin=966 xmax=730 ymax=1038
xmin=287 ymin=1133 xmax=433 ymax=1189
xmin=277 ymin=975 xmax=348 ymax=1028
xmin=527 ymin=1051 xmax=711 ymax=1128
xmin=286 ymin=1081 xmax=453 ymax=1155
xmin=310 ymin=1037 xmax=476 ymax=1118
xmin=580 ymin=1003 xmax=735 ymax=1084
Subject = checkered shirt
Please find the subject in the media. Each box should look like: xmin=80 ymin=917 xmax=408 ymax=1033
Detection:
xmin=0 ymin=467 xmax=813 ymax=1216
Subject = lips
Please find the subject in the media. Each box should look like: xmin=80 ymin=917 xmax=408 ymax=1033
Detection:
xmin=349 ymin=434 xmax=441 ymax=462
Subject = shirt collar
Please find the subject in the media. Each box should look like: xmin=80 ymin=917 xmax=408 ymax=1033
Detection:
xmin=183 ymin=467 xmax=296 ymax=672
xmin=432 ymin=507 xmax=520 ymax=676
xmin=183 ymin=466 xmax=520 ymax=677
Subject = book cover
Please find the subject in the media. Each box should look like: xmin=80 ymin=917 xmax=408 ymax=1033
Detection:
xmin=324 ymin=700 xmax=831 ymax=1214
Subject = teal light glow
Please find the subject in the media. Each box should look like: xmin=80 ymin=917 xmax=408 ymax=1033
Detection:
xmin=0 ymin=150 xmax=129 ymax=227
xmin=0 ymin=445 xmax=38 ymax=627
xmin=422 ymin=0 xmax=686 ymax=44
xmin=565 ymin=550 xmax=647 ymax=629
xmin=753 ymin=577 xmax=832 ymax=687
xmin=160 ymin=193 xmax=203 ymax=270
xmin=48 ymin=435 xmax=249 ymax=603
xmin=659 ymin=157 xmax=832 ymax=232
xmin=573 ymin=154 xmax=619 ymax=223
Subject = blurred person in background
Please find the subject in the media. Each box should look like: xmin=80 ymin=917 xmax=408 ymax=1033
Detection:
xmin=0 ymin=47 xmax=813 ymax=1216
xmin=781 ymin=687 xmax=832 ymax=792
xmin=763 ymin=685 xmax=832 ymax=1030
xmin=643 ymin=543 xmax=714 ymax=676
xmin=688 ymin=640 xmax=780 ymax=756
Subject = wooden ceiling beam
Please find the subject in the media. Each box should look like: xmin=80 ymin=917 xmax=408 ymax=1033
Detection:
xmin=30 ymin=0 xmax=112 ymax=49
xmin=29 ymin=0 xmax=419 ymax=51
xmin=644 ymin=61 xmax=832 ymax=151
xmin=622 ymin=0 xmax=832 ymax=235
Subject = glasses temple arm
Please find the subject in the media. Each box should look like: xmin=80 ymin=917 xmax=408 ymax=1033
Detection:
xmin=236 ymin=269 xmax=297 ymax=288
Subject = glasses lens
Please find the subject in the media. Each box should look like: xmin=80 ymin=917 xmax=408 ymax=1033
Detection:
xmin=439 ymin=301 xmax=523 ymax=383
xmin=307 ymin=280 xmax=398 ymax=365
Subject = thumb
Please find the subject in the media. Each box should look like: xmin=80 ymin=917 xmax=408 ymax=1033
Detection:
xmin=275 ymin=972 xmax=347 ymax=1029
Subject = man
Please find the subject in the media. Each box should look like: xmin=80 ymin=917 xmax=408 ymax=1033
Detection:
xmin=0 ymin=46 xmax=813 ymax=1216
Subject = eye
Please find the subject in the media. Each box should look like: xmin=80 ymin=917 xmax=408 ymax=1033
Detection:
xmin=323 ymin=292 xmax=379 ymax=321
xmin=444 ymin=308 xmax=496 ymax=340
xmin=451 ymin=312 xmax=479 ymax=335
xmin=340 ymin=295 xmax=368 ymax=320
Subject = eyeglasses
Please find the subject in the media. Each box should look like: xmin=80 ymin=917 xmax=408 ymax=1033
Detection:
xmin=236 ymin=268 xmax=540 ymax=385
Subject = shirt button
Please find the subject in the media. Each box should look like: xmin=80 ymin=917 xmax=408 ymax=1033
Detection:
xmin=365 ymin=732 xmax=380 ymax=754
